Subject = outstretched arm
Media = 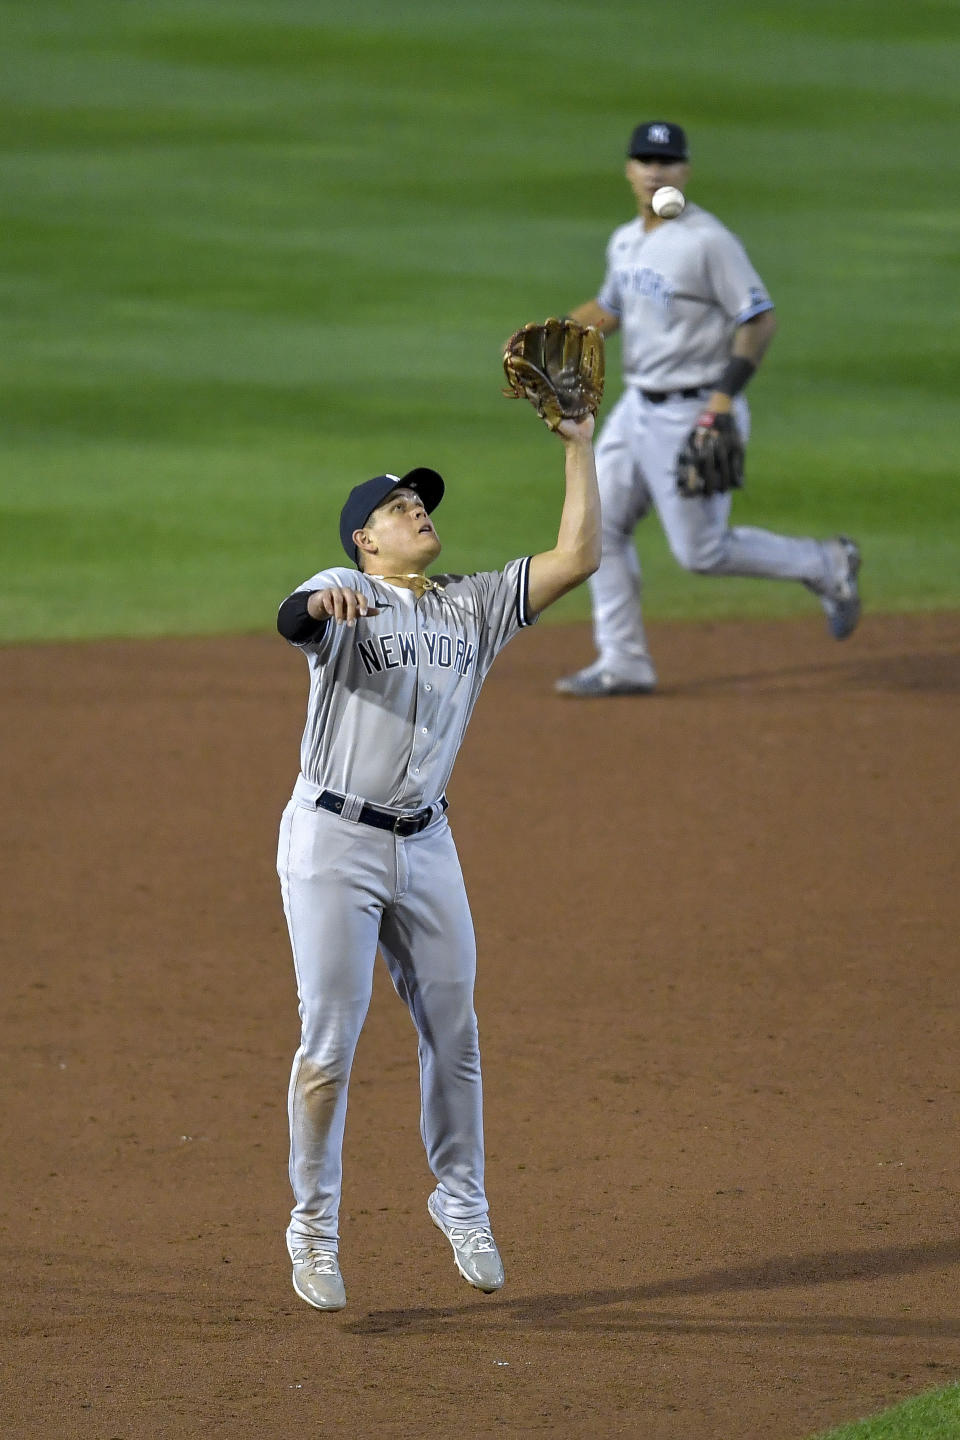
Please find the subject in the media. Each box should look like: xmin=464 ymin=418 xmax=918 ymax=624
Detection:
xmin=527 ymin=415 xmax=601 ymax=615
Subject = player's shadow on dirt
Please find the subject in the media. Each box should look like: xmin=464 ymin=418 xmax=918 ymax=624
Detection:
xmin=666 ymin=649 xmax=960 ymax=696
xmin=344 ymin=1236 xmax=960 ymax=1338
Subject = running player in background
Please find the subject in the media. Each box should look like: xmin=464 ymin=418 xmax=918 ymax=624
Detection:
xmin=275 ymin=414 xmax=598 ymax=1310
xmin=556 ymin=121 xmax=861 ymax=698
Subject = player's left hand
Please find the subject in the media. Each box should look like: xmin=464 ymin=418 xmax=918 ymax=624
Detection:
xmin=502 ymin=318 xmax=605 ymax=432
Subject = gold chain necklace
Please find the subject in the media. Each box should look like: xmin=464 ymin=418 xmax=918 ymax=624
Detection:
xmin=377 ymin=573 xmax=439 ymax=599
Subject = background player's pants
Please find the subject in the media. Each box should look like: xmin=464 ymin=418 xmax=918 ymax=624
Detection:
xmin=589 ymin=387 xmax=833 ymax=679
xmin=277 ymin=796 xmax=488 ymax=1250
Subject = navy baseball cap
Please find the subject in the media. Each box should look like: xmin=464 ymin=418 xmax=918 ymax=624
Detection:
xmin=339 ymin=467 xmax=445 ymax=564
xmin=627 ymin=121 xmax=689 ymax=161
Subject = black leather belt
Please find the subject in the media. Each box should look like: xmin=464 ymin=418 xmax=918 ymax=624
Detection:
xmin=317 ymin=790 xmax=447 ymax=837
xmin=641 ymin=386 xmax=705 ymax=403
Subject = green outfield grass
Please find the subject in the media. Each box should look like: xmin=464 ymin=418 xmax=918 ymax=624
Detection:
xmin=813 ymin=1383 xmax=960 ymax=1439
xmin=1 ymin=0 xmax=958 ymax=641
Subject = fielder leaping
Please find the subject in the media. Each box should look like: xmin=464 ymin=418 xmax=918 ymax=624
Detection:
xmin=275 ymin=324 xmax=602 ymax=1310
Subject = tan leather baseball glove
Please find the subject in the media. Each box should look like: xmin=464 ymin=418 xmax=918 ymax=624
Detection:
xmin=502 ymin=317 xmax=605 ymax=431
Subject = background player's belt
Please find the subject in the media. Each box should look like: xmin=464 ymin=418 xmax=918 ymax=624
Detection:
xmin=640 ymin=386 xmax=705 ymax=403
xmin=317 ymin=790 xmax=447 ymax=836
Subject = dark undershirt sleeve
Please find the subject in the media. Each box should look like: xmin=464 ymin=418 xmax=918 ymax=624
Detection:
xmin=277 ymin=591 xmax=329 ymax=644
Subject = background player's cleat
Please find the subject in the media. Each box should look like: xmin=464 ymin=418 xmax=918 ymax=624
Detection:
xmin=427 ymin=1192 xmax=504 ymax=1293
xmin=290 ymin=1243 xmax=347 ymax=1311
xmin=810 ymin=536 xmax=861 ymax=641
xmin=554 ymin=659 xmax=657 ymax=698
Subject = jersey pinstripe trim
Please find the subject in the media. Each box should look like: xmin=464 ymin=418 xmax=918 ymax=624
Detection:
xmin=302 ymin=669 xmax=326 ymax=779
xmin=515 ymin=555 xmax=534 ymax=627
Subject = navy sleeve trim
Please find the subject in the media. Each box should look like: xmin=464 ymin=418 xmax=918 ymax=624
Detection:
xmin=515 ymin=555 xmax=534 ymax=628
xmin=595 ymin=295 xmax=622 ymax=317
xmin=277 ymin=591 xmax=329 ymax=644
xmin=735 ymin=299 xmax=775 ymax=325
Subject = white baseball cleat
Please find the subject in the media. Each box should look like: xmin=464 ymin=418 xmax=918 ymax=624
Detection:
xmin=289 ymin=1242 xmax=347 ymax=1311
xmin=554 ymin=658 xmax=658 ymax=698
xmin=427 ymin=1192 xmax=505 ymax=1293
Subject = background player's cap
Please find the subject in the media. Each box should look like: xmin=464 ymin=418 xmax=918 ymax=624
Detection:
xmin=627 ymin=121 xmax=689 ymax=161
xmin=340 ymin=467 xmax=445 ymax=564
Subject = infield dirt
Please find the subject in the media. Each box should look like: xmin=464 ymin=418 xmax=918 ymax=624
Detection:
xmin=3 ymin=614 xmax=959 ymax=1439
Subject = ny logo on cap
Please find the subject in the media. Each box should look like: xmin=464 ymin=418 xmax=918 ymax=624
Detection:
xmin=648 ymin=124 xmax=670 ymax=144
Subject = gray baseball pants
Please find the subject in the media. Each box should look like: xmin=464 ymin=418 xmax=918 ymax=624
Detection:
xmin=590 ymin=387 xmax=833 ymax=678
xmin=277 ymin=797 xmax=489 ymax=1250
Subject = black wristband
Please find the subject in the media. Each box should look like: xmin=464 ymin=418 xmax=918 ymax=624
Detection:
xmin=714 ymin=355 xmax=756 ymax=398
xmin=277 ymin=590 xmax=329 ymax=643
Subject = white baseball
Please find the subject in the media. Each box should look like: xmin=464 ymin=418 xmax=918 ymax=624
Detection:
xmin=652 ymin=185 xmax=685 ymax=219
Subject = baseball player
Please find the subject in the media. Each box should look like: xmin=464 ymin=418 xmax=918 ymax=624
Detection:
xmin=275 ymin=412 xmax=599 ymax=1310
xmin=556 ymin=120 xmax=861 ymax=697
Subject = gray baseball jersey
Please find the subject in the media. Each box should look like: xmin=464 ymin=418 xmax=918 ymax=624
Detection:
xmin=282 ymin=558 xmax=535 ymax=810
xmin=596 ymin=202 xmax=773 ymax=391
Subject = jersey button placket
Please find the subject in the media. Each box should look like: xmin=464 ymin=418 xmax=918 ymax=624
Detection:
xmin=408 ymin=624 xmax=439 ymax=788
xmin=413 ymin=683 xmax=439 ymax=778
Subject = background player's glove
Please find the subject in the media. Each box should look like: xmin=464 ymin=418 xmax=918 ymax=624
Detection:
xmin=676 ymin=410 xmax=745 ymax=497
xmin=502 ymin=318 xmax=605 ymax=432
